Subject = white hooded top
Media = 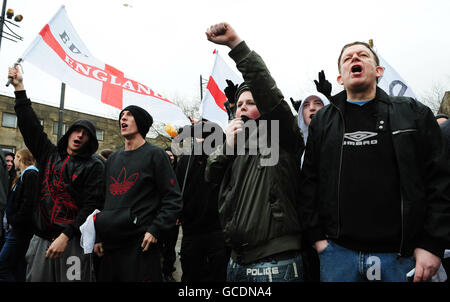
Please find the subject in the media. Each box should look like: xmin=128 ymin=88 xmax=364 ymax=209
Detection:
xmin=297 ymin=92 xmax=330 ymax=166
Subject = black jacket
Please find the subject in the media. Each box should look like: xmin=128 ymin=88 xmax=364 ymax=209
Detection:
xmin=300 ymin=87 xmax=450 ymax=257
xmin=441 ymin=119 xmax=450 ymax=160
xmin=176 ymin=151 xmax=222 ymax=236
xmin=5 ymin=167 xmax=39 ymax=233
xmin=14 ymin=90 xmax=104 ymax=240
xmin=206 ymin=42 xmax=305 ymax=264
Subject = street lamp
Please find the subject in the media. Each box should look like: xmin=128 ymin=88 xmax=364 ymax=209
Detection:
xmin=0 ymin=0 xmax=24 ymax=53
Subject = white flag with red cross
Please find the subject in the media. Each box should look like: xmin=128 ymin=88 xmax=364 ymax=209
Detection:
xmin=200 ymin=50 xmax=243 ymax=131
xmin=19 ymin=6 xmax=190 ymax=127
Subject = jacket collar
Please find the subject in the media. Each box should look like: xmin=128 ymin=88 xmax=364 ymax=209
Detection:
xmin=331 ymin=86 xmax=391 ymax=110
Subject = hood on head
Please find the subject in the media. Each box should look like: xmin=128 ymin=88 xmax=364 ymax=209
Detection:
xmin=297 ymin=92 xmax=330 ymax=143
xmin=234 ymin=82 xmax=253 ymax=103
xmin=57 ymin=119 xmax=99 ymax=157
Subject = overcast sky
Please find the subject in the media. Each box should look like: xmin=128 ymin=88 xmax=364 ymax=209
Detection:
xmin=1 ymin=0 xmax=449 ymax=120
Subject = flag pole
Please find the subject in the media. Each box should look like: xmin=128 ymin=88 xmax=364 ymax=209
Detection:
xmin=57 ymin=82 xmax=66 ymax=141
xmin=369 ymin=39 xmax=374 ymax=48
xmin=5 ymin=57 xmax=22 ymax=86
xmin=200 ymin=74 xmax=203 ymax=100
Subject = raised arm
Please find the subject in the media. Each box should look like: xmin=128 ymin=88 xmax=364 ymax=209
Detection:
xmin=206 ymin=22 xmax=303 ymax=153
xmin=8 ymin=67 xmax=55 ymax=164
xmin=205 ymin=22 xmax=242 ymax=49
xmin=206 ymin=22 xmax=282 ymax=115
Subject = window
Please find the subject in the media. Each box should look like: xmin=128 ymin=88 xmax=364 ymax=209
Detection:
xmin=53 ymin=122 xmax=67 ymax=135
xmin=2 ymin=113 xmax=17 ymax=128
xmin=96 ymin=129 xmax=104 ymax=141
xmin=0 ymin=145 xmax=16 ymax=153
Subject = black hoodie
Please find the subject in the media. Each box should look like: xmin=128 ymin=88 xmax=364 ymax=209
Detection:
xmin=95 ymin=142 xmax=182 ymax=250
xmin=14 ymin=90 xmax=105 ymax=240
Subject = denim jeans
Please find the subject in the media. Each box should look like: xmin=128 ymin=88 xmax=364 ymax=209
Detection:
xmin=318 ymin=240 xmax=415 ymax=282
xmin=0 ymin=230 xmax=32 ymax=282
xmin=227 ymin=252 xmax=304 ymax=282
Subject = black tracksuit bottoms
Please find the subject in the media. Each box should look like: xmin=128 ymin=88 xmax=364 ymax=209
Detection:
xmin=98 ymin=241 xmax=162 ymax=282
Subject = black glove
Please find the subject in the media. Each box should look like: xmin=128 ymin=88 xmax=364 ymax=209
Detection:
xmin=224 ymin=79 xmax=238 ymax=104
xmin=314 ymin=70 xmax=332 ymax=99
xmin=290 ymin=97 xmax=301 ymax=112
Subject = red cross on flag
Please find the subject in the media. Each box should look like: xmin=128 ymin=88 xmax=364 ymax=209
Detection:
xmin=200 ymin=50 xmax=243 ymax=131
xmin=19 ymin=6 xmax=190 ymax=127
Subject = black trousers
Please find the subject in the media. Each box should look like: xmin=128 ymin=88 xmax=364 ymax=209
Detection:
xmin=160 ymin=225 xmax=180 ymax=275
xmin=98 ymin=242 xmax=162 ymax=282
xmin=301 ymin=236 xmax=320 ymax=282
xmin=180 ymin=231 xmax=228 ymax=282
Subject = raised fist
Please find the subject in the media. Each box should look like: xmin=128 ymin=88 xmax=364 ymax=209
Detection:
xmin=205 ymin=22 xmax=242 ymax=49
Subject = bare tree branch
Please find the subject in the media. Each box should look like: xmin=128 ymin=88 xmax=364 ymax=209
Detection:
xmin=419 ymin=81 xmax=446 ymax=114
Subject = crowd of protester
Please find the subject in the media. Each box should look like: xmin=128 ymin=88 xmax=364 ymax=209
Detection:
xmin=0 ymin=21 xmax=449 ymax=283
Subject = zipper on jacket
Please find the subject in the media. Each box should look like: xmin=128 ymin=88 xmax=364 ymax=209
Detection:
xmin=392 ymin=129 xmax=417 ymax=135
xmin=397 ymin=193 xmax=404 ymax=259
xmin=333 ymin=104 xmax=345 ymax=239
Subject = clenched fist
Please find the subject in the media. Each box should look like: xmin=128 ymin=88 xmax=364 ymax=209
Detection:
xmin=205 ymin=22 xmax=242 ymax=49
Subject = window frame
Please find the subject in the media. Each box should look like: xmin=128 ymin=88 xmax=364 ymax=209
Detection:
xmin=2 ymin=112 xmax=18 ymax=128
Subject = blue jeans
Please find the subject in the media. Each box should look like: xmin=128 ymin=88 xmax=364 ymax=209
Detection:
xmin=0 ymin=230 xmax=32 ymax=282
xmin=227 ymin=253 xmax=304 ymax=282
xmin=318 ymin=240 xmax=415 ymax=282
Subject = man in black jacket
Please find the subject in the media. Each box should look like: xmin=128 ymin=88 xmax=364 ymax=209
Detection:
xmin=176 ymin=119 xmax=228 ymax=282
xmin=160 ymin=146 xmax=180 ymax=282
xmin=300 ymin=42 xmax=450 ymax=282
xmin=205 ymin=23 xmax=305 ymax=282
xmin=8 ymin=67 xmax=104 ymax=282
xmin=439 ymin=119 xmax=450 ymax=281
xmin=93 ymin=105 xmax=182 ymax=282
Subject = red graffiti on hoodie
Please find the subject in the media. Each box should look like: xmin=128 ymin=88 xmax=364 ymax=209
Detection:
xmin=110 ymin=167 xmax=139 ymax=195
xmin=41 ymin=156 xmax=79 ymax=225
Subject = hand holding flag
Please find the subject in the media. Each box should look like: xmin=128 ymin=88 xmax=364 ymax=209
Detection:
xmin=6 ymin=58 xmax=23 ymax=87
xmin=7 ymin=65 xmax=24 ymax=91
xmin=13 ymin=6 xmax=190 ymax=128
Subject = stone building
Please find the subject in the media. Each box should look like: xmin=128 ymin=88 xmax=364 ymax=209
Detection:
xmin=0 ymin=93 xmax=171 ymax=154
xmin=438 ymin=91 xmax=450 ymax=116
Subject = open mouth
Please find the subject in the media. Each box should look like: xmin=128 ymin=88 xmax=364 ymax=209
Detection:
xmin=73 ymin=139 xmax=81 ymax=146
xmin=351 ymin=65 xmax=362 ymax=73
xmin=310 ymin=114 xmax=315 ymax=120
xmin=121 ymin=123 xmax=128 ymax=130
